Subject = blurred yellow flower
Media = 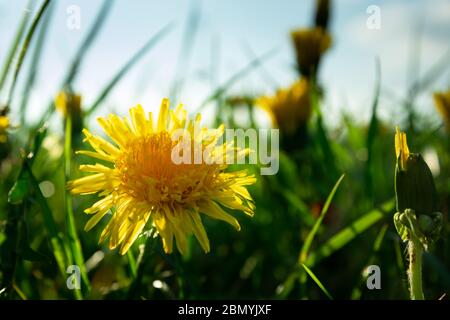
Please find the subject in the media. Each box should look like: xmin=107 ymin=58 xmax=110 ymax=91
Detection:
xmin=291 ymin=27 xmax=332 ymax=77
xmin=395 ymin=126 xmax=410 ymax=171
xmin=68 ymin=98 xmax=256 ymax=255
xmin=433 ymin=89 xmax=450 ymax=129
xmin=0 ymin=116 xmax=9 ymax=143
xmin=257 ymin=78 xmax=312 ymax=135
xmin=55 ymin=91 xmax=82 ymax=118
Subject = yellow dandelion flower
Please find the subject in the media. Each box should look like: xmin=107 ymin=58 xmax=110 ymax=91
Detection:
xmin=395 ymin=126 xmax=410 ymax=171
xmin=291 ymin=27 xmax=332 ymax=77
xmin=68 ymin=98 xmax=256 ymax=255
xmin=257 ymin=78 xmax=311 ymax=135
xmin=433 ymin=89 xmax=450 ymax=129
xmin=55 ymin=91 xmax=82 ymax=118
xmin=0 ymin=116 xmax=9 ymax=143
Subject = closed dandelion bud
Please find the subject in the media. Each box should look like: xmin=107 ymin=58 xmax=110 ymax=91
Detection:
xmin=395 ymin=153 xmax=437 ymax=216
xmin=394 ymin=127 xmax=441 ymax=248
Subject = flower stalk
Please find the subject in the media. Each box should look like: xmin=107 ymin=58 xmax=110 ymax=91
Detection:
xmin=408 ymin=233 xmax=424 ymax=300
xmin=393 ymin=127 xmax=442 ymax=300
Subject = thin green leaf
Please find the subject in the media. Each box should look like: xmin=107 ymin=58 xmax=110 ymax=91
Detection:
xmin=64 ymin=115 xmax=90 ymax=297
xmin=196 ymin=47 xmax=278 ymax=111
xmin=6 ymin=0 xmax=51 ymax=107
xmin=0 ymin=0 xmax=33 ymax=91
xmin=63 ymin=0 xmax=114 ymax=86
xmin=85 ymin=23 xmax=173 ymax=116
xmin=299 ymin=174 xmax=345 ymax=263
xmin=127 ymin=250 xmax=137 ymax=280
xmin=19 ymin=2 xmax=54 ymax=123
xmin=36 ymin=0 xmax=114 ymax=129
xmin=365 ymin=58 xmax=381 ymax=201
xmin=169 ymin=1 xmax=201 ymax=102
xmin=301 ymin=263 xmax=333 ymax=300
xmin=306 ymin=200 xmax=394 ymax=267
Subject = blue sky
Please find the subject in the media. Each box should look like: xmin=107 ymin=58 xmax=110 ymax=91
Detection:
xmin=0 ymin=0 xmax=449 ymax=127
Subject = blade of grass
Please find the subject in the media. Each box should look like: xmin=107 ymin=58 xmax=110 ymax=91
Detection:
xmin=6 ymin=0 xmax=51 ymax=107
xmin=169 ymin=0 xmax=201 ymax=103
xmin=311 ymin=80 xmax=338 ymax=181
xmin=196 ymin=47 xmax=278 ymax=112
xmin=85 ymin=23 xmax=173 ymax=116
xmin=305 ymin=200 xmax=395 ymax=267
xmin=365 ymin=58 xmax=381 ymax=202
xmin=64 ymin=114 xmax=90 ymax=297
xmin=19 ymin=2 xmax=54 ymax=124
xmin=298 ymin=174 xmax=344 ymax=298
xmin=63 ymin=0 xmax=114 ymax=86
xmin=36 ymin=0 xmax=114 ymax=128
xmin=301 ymin=263 xmax=333 ymax=300
xmin=127 ymin=250 xmax=137 ymax=280
xmin=0 ymin=0 xmax=33 ymax=92
xmin=299 ymin=174 xmax=345 ymax=263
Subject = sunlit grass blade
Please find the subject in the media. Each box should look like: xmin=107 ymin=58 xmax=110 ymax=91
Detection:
xmin=36 ymin=0 xmax=113 ymax=128
xmin=6 ymin=0 xmax=51 ymax=107
xmin=85 ymin=23 xmax=173 ymax=116
xmin=63 ymin=0 xmax=114 ymax=86
xmin=306 ymin=200 xmax=395 ymax=267
xmin=196 ymin=47 xmax=278 ymax=111
xmin=64 ymin=115 xmax=90 ymax=297
xmin=301 ymin=263 xmax=333 ymax=300
xmin=299 ymin=174 xmax=345 ymax=263
xmin=127 ymin=250 xmax=137 ymax=280
xmin=169 ymin=0 xmax=201 ymax=102
xmin=311 ymin=81 xmax=338 ymax=180
xmin=0 ymin=0 xmax=33 ymax=92
xmin=365 ymin=58 xmax=381 ymax=201
xmin=19 ymin=2 xmax=54 ymax=124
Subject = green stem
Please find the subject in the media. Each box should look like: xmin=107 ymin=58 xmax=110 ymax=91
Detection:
xmin=408 ymin=234 xmax=424 ymax=300
xmin=64 ymin=114 xmax=90 ymax=298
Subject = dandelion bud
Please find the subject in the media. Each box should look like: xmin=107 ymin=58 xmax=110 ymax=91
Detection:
xmin=394 ymin=127 xmax=441 ymax=246
xmin=394 ymin=128 xmax=437 ymax=216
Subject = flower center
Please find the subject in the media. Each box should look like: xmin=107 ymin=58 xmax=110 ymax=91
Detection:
xmin=115 ymin=131 xmax=219 ymax=206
